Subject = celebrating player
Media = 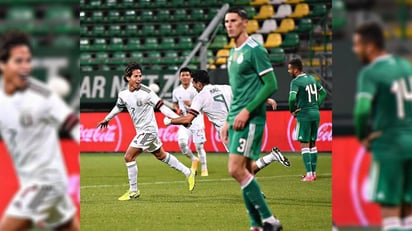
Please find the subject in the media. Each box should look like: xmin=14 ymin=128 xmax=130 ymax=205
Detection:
xmin=0 ymin=31 xmax=80 ymax=231
xmin=287 ymin=58 xmax=326 ymax=182
xmin=172 ymin=67 xmax=208 ymax=176
xmin=97 ymin=62 xmax=196 ymax=201
xmin=164 ymin=70 xmax=290 ymax=174
xmin=353 ymin=23 xmax=412 ymax=231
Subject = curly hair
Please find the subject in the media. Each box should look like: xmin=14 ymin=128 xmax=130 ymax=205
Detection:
xmin=0 ymin=30 xmax=32 ymax=62
xmin=123 ymin=62 xmax=142 ymax=82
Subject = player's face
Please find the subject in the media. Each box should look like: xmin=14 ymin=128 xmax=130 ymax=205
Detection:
xmin=127 ymin=69 xmax=142 ymax=90
xmin=352 ymin=33 xmax=370 ymax=64
xmin=224 ymin=13 xmax=247 ymax=39
xmin=287 ymin=64 xmax=298 ymax=78
xmin=179 ymin=71 xmax=191 ymax=86
xmin=0 ymin=45 xmax=32 ymax=89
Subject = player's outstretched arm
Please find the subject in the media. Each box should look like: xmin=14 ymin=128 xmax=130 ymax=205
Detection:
xmin=165 ymin=113 xmax=195 ymax=126
xmin=98 ymin=104 xmax=122 ymax=128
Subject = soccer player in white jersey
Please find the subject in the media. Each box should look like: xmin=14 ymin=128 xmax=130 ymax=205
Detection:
xmin=172 ymin=67 xmax=208 ymax=176
xmin=164 ymin=70 xmax=290 ymax=175
xmin=0 ymin=31 xmax=80 ymax=231
xmin=97 ymin=63 xmax=196 ymax=201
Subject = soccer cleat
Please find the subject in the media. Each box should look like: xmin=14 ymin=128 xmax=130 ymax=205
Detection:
xmin=300 ymin=175 xmax=315 ymax=182
xmin=270 ymin=147 xmax=290 ymax=167
xmin=313 ymin=173 xmax=317 ymax=180
xmin=187 ymin=169 xmax=196 ymax=191
xmin=118 ymin=190 xmax=140 ymax=201
xmin=201 ymin=169 xmax=209 ymax=176
xmin=250 ymin=227 xmax=263 ymax=231
xmin=191 ymin=158 xmax=200 ymax=172
xmin=263 ymin=222 xmax=283 ymax=231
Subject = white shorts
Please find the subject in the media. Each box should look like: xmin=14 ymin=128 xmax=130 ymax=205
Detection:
xmin=5 ymin=183 xmax=76 ymax=229
xmin=130 ymin=132 xmax=162 ymax=153
xmin=178 ymin=126 xmax=206 ymax=145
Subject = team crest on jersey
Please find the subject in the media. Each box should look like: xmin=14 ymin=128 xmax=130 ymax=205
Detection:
xmin=237 ymin=53 xmax=244 ymax=64
xmin=20 ymin=111 xmax=34 ymax=127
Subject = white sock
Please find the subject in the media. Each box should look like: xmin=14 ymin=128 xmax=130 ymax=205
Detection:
xmin=310 ymin=147 xmax=317 ymax=153
xmin=196 ymin=143 xmax=207 ymax=170
xmin=161 ymin=153 xmax=191 ymax=177
xmin=403 ymin=216 xmax=412 ymax=229
xmin=255 ymin=153 xmax=276 ymax=169
xmin=262 ymin=216 xmax=279 ymax=224
xmin=179 ymin=142 xmax=197 ymax=162
xmin=382 ymin=217 xmax=402 ymax=231
xmin=126 ymin=161 xmax=138 ymax=192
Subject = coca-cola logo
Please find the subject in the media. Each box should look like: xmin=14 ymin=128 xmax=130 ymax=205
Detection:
xmin=80 ymin=116 xmax=122 ymax=152
xmin=287 ymin=116 xmax=332 ymax=151
xmin=158 ymin=125 xmax=180 ymax=143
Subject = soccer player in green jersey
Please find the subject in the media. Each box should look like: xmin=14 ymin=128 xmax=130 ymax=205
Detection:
xmin=353 ymin=23 xmax=412 ymax=231
xmin=288 ymin=58 xmax=326 ymax=182
xmin=220 ymin=8 xmax=282 ymax=231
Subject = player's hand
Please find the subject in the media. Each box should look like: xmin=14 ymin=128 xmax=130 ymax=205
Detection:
xmin=183 ymin=100 xmax=191 ymax=107
xmin=292 ymin=108 xmax=301 ymax=117
xmin=220 ymin=122 xmax=229 ymax=145
xmin=176 ymin=108 xmax=183 ymax=116
xmin=233 ymin=109 xmax=250 ymax=130
xmin=97 ymin=119 xmax=109 ymax=129
xmin=164 ymin=117 xmax=172 ymax=126
xmin=361 ymin=131 xmax=382 ymax=150
xmin=267 ymin=98 xmax=277 ymax=110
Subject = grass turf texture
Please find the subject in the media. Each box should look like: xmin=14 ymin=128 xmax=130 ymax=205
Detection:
xmin=80 ymin=152 xmax=331 ymax=231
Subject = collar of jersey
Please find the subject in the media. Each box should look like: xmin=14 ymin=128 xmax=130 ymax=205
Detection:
xmin=371 ymin=54 xmax=392 ymax=65
xmin=296 ymin=73 xmax=306 ymax=78
xmin=234 ymin=37 xmax=251 ymax=51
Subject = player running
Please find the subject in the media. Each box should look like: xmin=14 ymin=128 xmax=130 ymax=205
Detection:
xmin=172 ymin=67 xmax=208 ymax=176
xmin=0 ymin=31 xmax=80 ymax=231
xmin=353 ymin=23 xmax=412 ymax=231
xmin=287 ymin=58 xmax=326 ymax=182
xmin=164 ymin=70 xmax=290 ymax=174
xmin=97 ymin=62 xmax=196 ymax=201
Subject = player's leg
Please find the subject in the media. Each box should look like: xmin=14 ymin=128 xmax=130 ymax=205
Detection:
xmin=55 ymin=217 xmax=79 ymax=231
xmin=0 ymin=216 xmax=32 ymax=231
xmin=296 ymin=120 xmax=313 ymax=181
xmin=192 ymin=128 xmax=208 ymax=176
xmin=178 ymin=126 xmax=199 ymax=169
xmin=253 ymin=147 xmax=290 ymax=174
xmin=309 ymin=120 xmax=319 ymax=179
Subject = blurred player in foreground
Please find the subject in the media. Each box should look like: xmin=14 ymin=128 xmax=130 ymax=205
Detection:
xmin=287 ymin=58 xmax=326 ymax=182
xmin=172 ymin=67 xmax=208 ymax=176
xmin=164 ymin=70 xmax=290 ymax=174
xmin=0 ymin=31 xmax=80 ymax=231
xmin=97 ymin=63 xmax=196 ymax=201
xmin=353 ymin=23 xmax=412 ymax=231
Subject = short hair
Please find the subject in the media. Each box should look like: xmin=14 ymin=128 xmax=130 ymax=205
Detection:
xmin=355 ymin=22 xmax=385 ymax=50
xmin=0 ymin=30 xmax=32 ymax=63
xmin=192 ymin=70 xmax=210 ymax=84
xmin=179 ymin=67 xmax=191 ymax=75
xmin=123 ymin=62 xmax=142 ymax=82
xmin=288 ymin=58 xmax=303 ymax=71
xmin=226 ymin=7 xmax=248 ymax=20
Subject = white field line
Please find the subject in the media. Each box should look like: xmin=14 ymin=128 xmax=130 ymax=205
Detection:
xmin=80 ymin=173 xmax=331 ymax=189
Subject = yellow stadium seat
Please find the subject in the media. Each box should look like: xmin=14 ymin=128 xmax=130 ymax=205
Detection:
xmin=247 ymin=20 xmax=260 ymax=34
xmin=285 ymin=0 xmax=302 ymax=3
xmin=264 ymin=33 xmax=282 ymax=48
xmin=250 ymin=0 xmax=270 ymax=5
xmin=224 ymin=38 xmax=235 ymax=49
xmin=311 ymin=43 xmax=332 ymax=52
xmin=289 ymin=3 xmax=310 ymax=18
xmin=273 ymin=18 xmax=295 ymax=33
xmin=215 ymin=49 xmax=230 ymax=65
xmin=254 ymin=5 xmax=275 ymax=19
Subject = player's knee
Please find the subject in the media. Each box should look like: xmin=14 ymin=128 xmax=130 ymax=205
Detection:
xmin=179 ymin=142 xmax=189 ymax=153
xmin=228 ymin=164 xmax=241 ymax=179
xmin=195 ymin=143 xmax=204 ymax=152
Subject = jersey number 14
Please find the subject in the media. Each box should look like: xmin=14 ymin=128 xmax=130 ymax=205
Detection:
xmin=391 ymin=77 xmax=412 ymax=119
xmin=305 ymin=83 xmax=318 ymax=103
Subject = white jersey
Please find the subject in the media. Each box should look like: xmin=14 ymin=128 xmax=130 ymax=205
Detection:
xmin=115 ymin=84 xmax=162 ymax=134
xmin=0 ymin=79 xmax=74 ymax=186
xmin=172 ymin=84 xmax=204 ymax=129
xmin=189 ymin=84 xmax=232 ymax=130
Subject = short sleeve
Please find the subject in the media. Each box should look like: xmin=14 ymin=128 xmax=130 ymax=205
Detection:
xmin=116 ymin=97 xmax=126 ymax=108
xmin=289 ymin=80 xmax=298 ymax=95
xmin=147 ymin=89 xmax=162 ymax=108
xmin=45 ymin=93 xmax=73 ymax=126
xmin=172 ymin=88 xmax=178 ymax=103
xmin=356 ymin=69 xmax=376 ymax=100
xmin=251 ymin=45 xmax=273 ymax=77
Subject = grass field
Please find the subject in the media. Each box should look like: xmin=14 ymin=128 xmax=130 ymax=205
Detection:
xmin=80 ymin=152 xmax=331 ymax=231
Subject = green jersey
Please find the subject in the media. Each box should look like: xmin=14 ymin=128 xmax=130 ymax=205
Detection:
xmin=289 ymin=73 xmax=323 ymax=121
xmin=227 ymin=37 xmax=273 ymax=125
xmin=356 ymin=55 xmax=412 ymax=133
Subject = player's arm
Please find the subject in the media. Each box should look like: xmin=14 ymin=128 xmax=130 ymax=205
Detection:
xmin=316 ymin=80 xmax=327 ymax=106
xmin=98 ymin=97 xmax=124 ymax=128
xmin=245 ymin=71 xmax=278 ymax=113
xmin=166 ymin=112 xmax=196 ymax=125
xmin=266 ymin=98 xmax=277 ymax=110
xmin=288 ymin=80 xmax=298 ymax=113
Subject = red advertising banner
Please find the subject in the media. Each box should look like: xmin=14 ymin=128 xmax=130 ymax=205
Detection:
xmin=333 ymin=136 xmax=380 ymax=227
xmin=80 ymin=110 xmax=332 ymax=153
xmin=0 ymin=141 xmax=80 ymax=219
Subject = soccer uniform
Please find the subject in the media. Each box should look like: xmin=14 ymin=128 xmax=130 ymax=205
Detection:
xmin=172 ymin=84 xmax=206 ymax=144
xmin=227 ymin=37 xmax=273 ymax=160
xmin=355 ymin=55 xmax=412 ymax=205
xmin=289 ymin=73 xmax=323 ymax=143
xmin=0 ymin=79 xmax=76 ymax=228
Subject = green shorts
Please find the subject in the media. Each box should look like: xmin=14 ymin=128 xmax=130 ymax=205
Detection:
xmin=369 ymin=158 xmax=412 ymax=205
xmin=228 ymin=123 xmax=264 ymax=161
xmin=295 ymin=120 xmax=319 ymax=143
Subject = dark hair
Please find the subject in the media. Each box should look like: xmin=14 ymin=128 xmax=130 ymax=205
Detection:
xmin=123 ymin=62 xmax=142 ymax=82
xmin=0 ymin=30 xmax=32 ymax=63
xmin=192 ymin=70 xmax=210 ymax=84
xmin=226 ymin=7 xmax=248 ymax=20
xmin=179 ymin=67 xmax=191 ymax=75
xmin=288 ymin=58 xmax=303 ymax=71
xmin=355 ymin=22 xmax=385 ymax=50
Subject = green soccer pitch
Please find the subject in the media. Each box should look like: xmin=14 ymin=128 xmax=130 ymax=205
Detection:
xmin=80 ymin=152 xmax=331 ymax=231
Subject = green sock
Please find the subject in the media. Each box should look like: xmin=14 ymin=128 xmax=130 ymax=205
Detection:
xmin=302 ymin=148 xmax=312 ymax=174
xmin=242 ymin=189 xmax=262 ymax=227
xmin=310 ymin=150 xmax=317 ymax=172
xmin=243 ymin=178 xmax=273 ymax=220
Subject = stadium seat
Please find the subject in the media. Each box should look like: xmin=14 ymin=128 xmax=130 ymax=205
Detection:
xmin=250 ymin=0 xmax=270 ymax=5
xmin=254 ymin=5 xmax=275 ymax=19
xmin=158 ymin=24 xmax=172 ymax=36
xmin=109 ymin=25 xmax=122 ymax=36
xmin=147 ymin=51 xmax=161 ymax=64
xmin=130 ymin=51 xmax=144 ymax=61
xmin=285 ymin=0 xmax=302 ymax=3
xmin=157 ymin=9 xmax=170 ymax=21
xmin=140 ymin=10 xmax=154 ymax=22
xmin=281 ymin=32 xmax=300 ymax=48
xmin=311 ymin=43 xmax=332 ymax=52
xmin=270 ymin=0 xmax=285 ymax=3
xmin=244 ymin=6 xmax=256 ymax=18
xmin=233 ymin=0 xmax=250 ymax=5
xmin=122 ymin=0 xmax=135 ymax=8
xmin=81 ymin=25 xmax=88 ymax=36
xmin=89 ymin=0 xmax=102 ymax=8
xmin=95 ymin=52 xmax=109 ymax=64
xmin=150 ymin=64 xmax=163 ymax=71
xmin=247 ymin=20 xmax=260 ymax=34
xmin=170 ymin=0 xmax=185 ymax=7
xmin=174 ymin=9 xmax=187 ymax=21
xmin=295 ymin=18 xmax=313 ymax=33
xmin=80 ymin=52 xmax=92 ymax=65
xmin=80 ymin=39 xmax=91 ymax=51
xmin=210 ymin=35 xmax=228 ymax=49
xmin=264 ymin=33 xmax=282 ymax=48
xmin=105 ymin=0 xmax=117 ymax=9
xmin=108 ymin=10 xmax=121 ymax=22
xmin=163 ymin=50 xmax=179 ymax=64
xmin=175 ymin=24 xmax=190 ymax=35
xmin=154 ymin=0 xmax=168 ymax=7
xmin=125 ymin=25 xmax=138 ymax=36
xmin=92 ymin=25 xmax=106 ymax=36
xmin=257 ymin=19 xmax=278 ymax=34
xmin=273 ymin=18 xmax=295 ymax=33
xmin=126 ymin=38 xmax=142 ymax=50
xmin=124 ymin=10 xmax=138 ymax=22
xmin=111 ymin=52 xmax=127 ymax=65
xmin=308 ymin=4 xmax=327 ymax=17
xmin=289 ymin=3 xmax=310 ymax=18
xmin=191 ymin=8 xmax=205 ymax=21
xmin=46 ymin=6 xmax=73 ymax=21
xmin=273 ymin=4 xmax=292 ymax=18
xmin=115 ymin=65 xmax=126 ymax=71
xmin=7 ymin=7 xmax=34 ymax=21
xmin=192 ymin=23 xmax=206 ymax=35
xmin=101 ymin=65 xmax=112 ymax=71
xmin=215 ymin=49 xmax=229 ymax=65
xmin=80 ymin=11 xmax=87 ymax=22
xmin=81 ymin=65 xmax=94 ymax=72
xmin=92 ymin=38 xmax=107 ymax=51
xmin=138 ymin=0 xmax=151 ymax=8
xmin=140 ymin=24 xmax=156 ymax=36
xmin=207 ymin=8 xmax=219 ymax=20
xmin=251 ymin=33 xmax=264 ymax=44
xmin=108 ymin=38 xmax=124 ymax=51
xmin=269 ymin=47 xmax=285 ymax=64
xmin=332 ymin=0 xmax=347 ymax=32
xmin=144 ymin=37 xmax=159 ymax=50
xmin=176 ymin=37 xmax=193 ymax=50
xmin=159 ymin=37 xmax=175 ymax=49
xmin=224 ymin=39 xmax=235 ymax=49
xmin=90 ymin=11 xmax=104 ymax=22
